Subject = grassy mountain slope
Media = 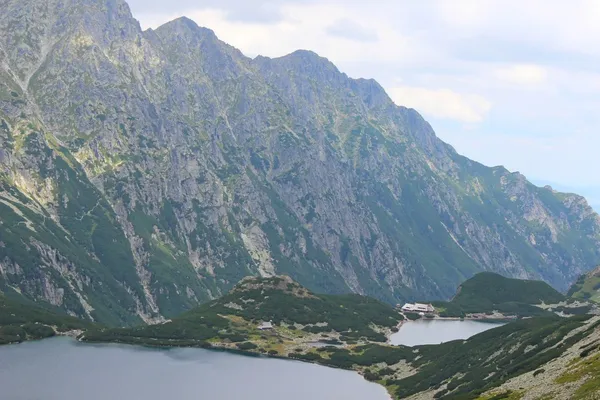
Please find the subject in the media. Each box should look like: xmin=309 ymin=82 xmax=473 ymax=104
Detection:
xmin=0 ymin=293 xmax=92 ymax=344
xmin=398 ymin=315 xmax=600 ymax=400
xmin=454 ymin=272 xmax=566 ymax=305
xmin=432 ymin=272 xmax=566 ymax=317
xmin=569 ymin=266 xmax=600 ymax=303
xmin=475 ymin=316 xmax=600 ymax=400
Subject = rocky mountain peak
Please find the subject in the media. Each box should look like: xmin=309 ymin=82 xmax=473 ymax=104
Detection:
xmin=152 ymin=16 xmax=251 ymax=81
xmin=0 ymin=0 xmax=599 ymax=325
xmin=255 ymin=49 xmax=344 ymax=86
xmin=350 ymin=78 xmax=392 ymax=109
xmin=154 ymin=16 xmax=217 ymax=40
xmin=278 ymin=49 xmax=339 ymax=70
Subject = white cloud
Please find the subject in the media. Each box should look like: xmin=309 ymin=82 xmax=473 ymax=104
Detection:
xmin=326 ymin=19 xmax=378 ymax=42
xmin=388 ymin=86 xmax=492 ymax=123
xmin=494 ymin=64 xmax=548 ymax=85
xmin=435 ymin=0 xmax=496 ymax=31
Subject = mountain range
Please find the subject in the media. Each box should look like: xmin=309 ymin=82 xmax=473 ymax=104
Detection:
xmin=1 ymin=0 xmax=600 ymax=325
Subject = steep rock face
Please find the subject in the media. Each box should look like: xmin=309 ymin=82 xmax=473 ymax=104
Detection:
xmin=0 ymin=0 xmax=599 ymax=324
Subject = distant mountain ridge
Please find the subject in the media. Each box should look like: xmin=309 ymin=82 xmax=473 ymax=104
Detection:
xmin=0 ymin=0 xmax=599 ymax=324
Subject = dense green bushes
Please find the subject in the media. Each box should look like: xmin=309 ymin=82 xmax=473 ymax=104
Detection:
xmin=195 ymin=285 xmax=403 ymax=342
xmin=236 ymin=342 xmax=258 ymax=351
xmin=431 ymin=272 xmax=565 ymax=318
xmin=389 ymin=315 xmax=592 ymax=399
xmin=554 ymin=305 xmax=592 ymax=315
xmin=0 ymin=293 xmax=92 ymax=344
xmin=453 ymin=272 xmax=565 ymax=308
xmin=83 ymin=278 xmax=402 ymax=346
xmin=312 ymin=344 xmax=415 ymax=370
xmin=84 ymin=313 xmax=232 ymax=345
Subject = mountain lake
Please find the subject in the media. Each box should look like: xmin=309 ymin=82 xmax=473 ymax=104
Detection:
xmin=390 ymin=319 xmax=505 ymax=347
xmin=0 ymin=337 xmax=390 ymax=400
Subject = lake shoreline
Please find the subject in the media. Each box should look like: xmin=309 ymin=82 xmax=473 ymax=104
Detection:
xmin=79 ymin=318 xmax=507 ymax=399
xmin=78 ymin=336 xmax=396 ymax=400
xmin=79 ymin=327 xmax=402 ymax=399
xmin=388 ymin=318 xmax=506 ymax=347
xmin=1 ymin=336 xmax=391 ymax=400
xmin=384 ymin=313 xmax=510 ymax=345
xmin=3 ymin=318 xmax=511 ymax=400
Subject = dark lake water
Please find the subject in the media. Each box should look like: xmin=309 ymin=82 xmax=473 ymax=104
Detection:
xmin=389 ymin=319 xmax=504 ymax=346
xmin=0 ymin=337 xmax=390 ymax=400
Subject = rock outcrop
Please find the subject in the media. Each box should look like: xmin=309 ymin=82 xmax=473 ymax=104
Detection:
xmin=1 ymin=0 xmax=599 ymax=324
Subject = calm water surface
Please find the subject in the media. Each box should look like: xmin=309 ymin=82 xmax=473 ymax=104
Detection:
xmin=0 ymin=337 xmax=390 ymax=400
xmin=390 ymin=319 xmax=504 ymax=347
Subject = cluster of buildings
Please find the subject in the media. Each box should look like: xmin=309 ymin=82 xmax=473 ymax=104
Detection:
xmin=399 ymin=303 xmax=436 ymax=314
xmin=257 ymin=321 xmax=274 ymax=330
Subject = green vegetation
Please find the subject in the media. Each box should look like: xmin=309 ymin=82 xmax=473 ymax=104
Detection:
xmin=83 ymin=276 xmax=403 ymax=345
xmin=307 ymin=343 xmax=414 ymax=370
xmin=405 ymin=312 xmax=422 ymax=321
xmin=568 ymin=266 xmax=600 ymax=303
xmin=80 ymin=275 xmax=600 ymax=400
xmin=362 ymin=177 xmax=482 ymax=300
xmin=432 ymin=272 xmax=564 ymax=317
xmin=477 ymin=391 xmax=524 ymax=400
xmin=390 ymin=315 xmax=594 ymax=399
xmin=455 ymin=272 xmax=565 ymax=305
xmin=555 ymin=350 xmax=600 ymax=399
xmin=4 ymin=273 xmax=597 ymax=400
xmin=0 ymin=294 xmax=92 ymax=344
xmin=0 ymin=135 xmax=146 ymax=326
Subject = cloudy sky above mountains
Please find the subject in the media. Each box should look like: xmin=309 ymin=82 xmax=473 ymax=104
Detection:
xmin=128 ymin=0 xmax=600 ymax=208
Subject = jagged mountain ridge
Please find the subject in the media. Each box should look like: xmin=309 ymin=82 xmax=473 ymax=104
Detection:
xmin=0 ymin=0 xmax=599 ymax=324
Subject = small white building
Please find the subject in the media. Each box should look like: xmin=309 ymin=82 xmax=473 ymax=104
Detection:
xmin=258 ymin=321 xmax=274 ymax=330
xmin=401 ymin=303 xmax=435 ymax=314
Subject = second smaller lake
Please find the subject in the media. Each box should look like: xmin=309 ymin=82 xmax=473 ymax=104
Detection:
xmin=389 ymin=319 xmax=504 ymax=347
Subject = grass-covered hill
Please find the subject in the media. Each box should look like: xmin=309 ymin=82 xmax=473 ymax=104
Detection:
xmin=432 ymin=272 xmax=566 ymax=317
xmin=569 ymin=266 xmax=600 ymax=303
xmin=455 ymin=272 xmax=566 ymax=305
xmin=0 ymin=293 xmax=92 ymax=344
xmin=83 ymin=276 xmax=404 ymax=346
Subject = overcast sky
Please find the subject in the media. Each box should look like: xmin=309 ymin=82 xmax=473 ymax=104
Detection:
xmin=128 ymin=0 xmax=600 ymax=209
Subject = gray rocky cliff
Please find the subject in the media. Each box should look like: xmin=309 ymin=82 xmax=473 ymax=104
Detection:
xmin=0 ymin=0 xmax=599 ymax=324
